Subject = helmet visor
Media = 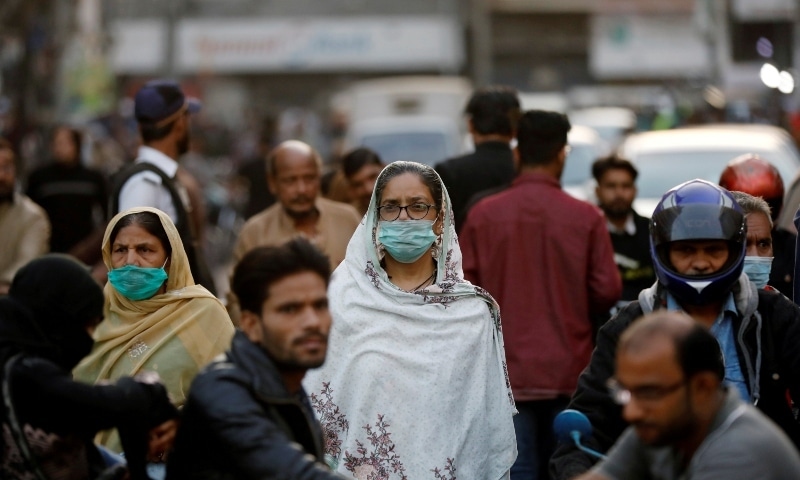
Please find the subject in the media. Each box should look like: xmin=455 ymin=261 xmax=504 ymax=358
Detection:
xmin=651 ymin=203 xmax=745 ymax=246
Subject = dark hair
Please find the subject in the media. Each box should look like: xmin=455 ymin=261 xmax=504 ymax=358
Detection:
xmin=619 ymin=312 xmax=725 ymax=381
xmin=342 ymin=147 xmax=384 ymax=179
xmin=373 ymin=161 xmax=443 ymax=213
xmin=465 ymin=86 xmax=521 ymax=136
xmin=139 ymin=121 xmax=178 ymax=143
xmin=517 ymin=110 xmax=571 ymax=166
xmin=232 ymin=238 xmax=331 ymax=314
xmin=678 ymin=324 xmax=725 ymax=380
xmin=591 ymin=155 xmax=638 ymax=183
xmin=52 ymin=125 xmax=83 ymax=161
xmin=109 ymin=211 xmax=172 ymax=258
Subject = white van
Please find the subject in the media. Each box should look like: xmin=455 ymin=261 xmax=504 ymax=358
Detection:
xmin=337 ymin=76 xmax=473 ymax=166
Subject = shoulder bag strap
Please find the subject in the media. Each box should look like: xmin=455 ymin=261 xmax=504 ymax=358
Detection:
xmin=109 ymin=162 xmax=191 ymax=236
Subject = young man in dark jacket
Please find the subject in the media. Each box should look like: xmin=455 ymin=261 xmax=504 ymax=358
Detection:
xmin=550 ymin=179 xmax=800 ymax=479
xmin=167 ymin=238 xmax=344 ymax=479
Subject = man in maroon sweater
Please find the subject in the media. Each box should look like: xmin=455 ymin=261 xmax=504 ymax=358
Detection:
xmin=460 ymin=110 xmax=622 ymax=480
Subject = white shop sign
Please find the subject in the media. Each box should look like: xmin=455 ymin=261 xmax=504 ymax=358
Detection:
xmin=589 ymin=14 xmax=711 ymax=79
xmin=175 ymin=16 xmax=464 ymax=73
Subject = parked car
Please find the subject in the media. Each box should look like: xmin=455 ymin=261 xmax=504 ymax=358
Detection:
xmin=348 ymin=115 xmax=465 ymax=166
xmin=338 ymin=75 xmax=472 ymax=166
xmin=619 ymin=124 xmax=800 ymax=216
xmin=568 ymin=107 xmax=637 ymax=155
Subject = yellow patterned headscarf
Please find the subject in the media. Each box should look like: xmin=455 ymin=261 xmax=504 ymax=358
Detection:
xmin=74 ymin=207 xmax=234 ymax=451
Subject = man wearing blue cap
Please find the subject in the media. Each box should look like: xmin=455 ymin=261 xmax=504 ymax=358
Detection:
xmin=109 ymin=79 xmax=216 ymax=293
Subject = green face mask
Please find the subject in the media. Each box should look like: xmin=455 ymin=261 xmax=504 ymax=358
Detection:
xmin=108 ymin=259 xmax=169 ymax=301
xmin=378 ymin=220 xmax=437 ymax=263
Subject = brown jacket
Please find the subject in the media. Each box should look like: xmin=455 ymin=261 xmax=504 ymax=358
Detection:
xmin=0 ymin=193 xmax=50 ymax=286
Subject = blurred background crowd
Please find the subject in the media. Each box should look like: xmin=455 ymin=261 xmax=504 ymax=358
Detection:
xmin=2 ymin=0 xmax=800 ymax=297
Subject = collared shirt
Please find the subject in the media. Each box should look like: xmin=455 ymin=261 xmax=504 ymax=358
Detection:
xmin=228 ymin=197 xmax=361 ymax=324
xmin=233 ymin=196 xmax=361 ymax=270
xmin=606 ymin=212 xmax=637 ymax=236
xmin=667 ymin=292 xmax=750 ymax=401
xmin=118 ymin=146 xmax=186 ymax=221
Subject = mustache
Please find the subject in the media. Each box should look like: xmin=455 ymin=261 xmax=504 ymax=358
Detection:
xmin=293 ymin=332 xmax=327 ymax=346
xmin=289 ymin=195 xmax=315 ymax=204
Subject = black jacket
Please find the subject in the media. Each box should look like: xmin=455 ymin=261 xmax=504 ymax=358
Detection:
xmin=166 ymin=331 xmax=343 ymax=480
xmin=3 ymin=355 xmax=176 ymax=480
xmin=609 ymin=212 xmax=655 ymax=302
xmin=435 ymin=141 xmax=514 ymax=233
xmin=26 ymin=162 xmax=108 ymax=253
xmin=1 ymin=256 xmax=176 ymax=480
xmin=772 ymin=226 xmax=796 ymax=298
xmin=550 ymin=276 xmax=800 ymax=479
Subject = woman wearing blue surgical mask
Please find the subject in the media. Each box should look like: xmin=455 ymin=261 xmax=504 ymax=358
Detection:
xmin=304 ymin=161 xmax=517 ymax=478
xmin=729 ymin=191 xmax=776 ymax=291
xmin=74 ymin=207 xmax=234 ymax=457
xmin=375 ymin=165 xmax=444 ymax=289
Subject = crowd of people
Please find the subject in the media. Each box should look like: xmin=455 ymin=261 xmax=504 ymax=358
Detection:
xmin=1 ymin=79 xmax=800 ymax=480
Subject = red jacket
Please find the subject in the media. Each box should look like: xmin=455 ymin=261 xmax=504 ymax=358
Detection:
xmin=460 ymin=172 xmax=621 ymax=400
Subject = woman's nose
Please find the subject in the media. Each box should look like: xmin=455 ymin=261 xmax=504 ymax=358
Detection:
xmin=125 ymin=250 xmax=140 ymax=266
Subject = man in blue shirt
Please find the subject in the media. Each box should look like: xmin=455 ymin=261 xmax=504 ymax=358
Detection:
xmin=551 ymin=179 xmax=800 ymax=479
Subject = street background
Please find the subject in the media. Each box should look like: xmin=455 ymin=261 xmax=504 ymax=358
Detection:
xmin=1 ymin=0 xmax=799 ymax=296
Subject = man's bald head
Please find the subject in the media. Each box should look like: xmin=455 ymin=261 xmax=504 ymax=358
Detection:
xmin=267 ymin=140 xmax=322 ymax=178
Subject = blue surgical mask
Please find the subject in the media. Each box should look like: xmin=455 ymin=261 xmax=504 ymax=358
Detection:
xmin=108 ymin=259 xmax=169 ymax=301
xmin=378 ymin=220 xmax=437 ymax=263
xmin=743 ymin=256 xmax=772 ymax=289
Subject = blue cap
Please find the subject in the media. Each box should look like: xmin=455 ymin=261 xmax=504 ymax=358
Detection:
xmin=134 ymin=79 xmax=201 ymax=125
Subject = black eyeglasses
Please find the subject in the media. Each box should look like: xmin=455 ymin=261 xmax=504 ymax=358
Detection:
xmin=377 ymin=203 xmax=434 ymax=221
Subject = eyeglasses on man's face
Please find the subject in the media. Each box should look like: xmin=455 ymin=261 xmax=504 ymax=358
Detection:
xmin=377 ymin=203 xmax=434 ymax=221
xmin=606 ymin=377 xmax=686 ymax=406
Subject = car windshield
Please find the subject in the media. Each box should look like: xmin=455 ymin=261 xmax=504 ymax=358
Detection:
xmin=562 ymin=143 xmax=597 ymax=186
xmin=360 ymin=132 xmax=449 ymax=166
xmin=635 ymin=149 xmax=798 ymax=198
